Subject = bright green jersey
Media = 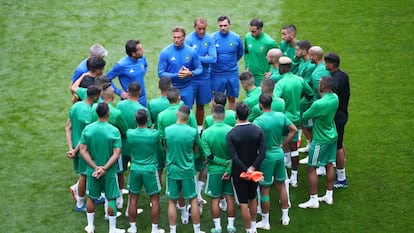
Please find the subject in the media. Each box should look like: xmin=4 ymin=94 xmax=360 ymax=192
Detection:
xmin=80 ymin=121 xmax=122 ymax=176
xmin=127 ymin=127 xmax=161 ymax=172
xmin=253 ymin=111 xmax=292 ymax=160
xmin=148 ymin=96 xmax=170 ymax=129
xmin=297 ymin=59 xmax=316 ymax=106
xmin=201 ymin=122 xmax=233 ymax=174
xmin=269 ymin=67 xmax=283 ymax=84
xmin=303 ymin=93 xmax=338 ymax=143
xmin=157 ymin=104 xmax=197 ymax=139
xmin=116 ymin=99 xmax=152 ymax=129
xmin=280 ymin=40 xmax=299 ymax=73
xmin=92 ymin=103 xmax=128 ymax=137
xmin=165 ymin=123 xmax=200 ymax=180
xmin=274 ymin=72 xmax=313 ymax=126
xmin=76 ymin=88 xmax=87 ymax=101
xmin=248 ymin=95 xmax=285 ymax=122
xmin=311 ymin=62 xmax=330 ymax=100
xmin=68 ymin=101 xmax=93 ymax=150
xmin=243 ymin=87 xmax=262 ymax=110
xmin=244 ymin=32 xmax=278 ymax=86
xmin=203 ymin=110 xmax=236 ymax=130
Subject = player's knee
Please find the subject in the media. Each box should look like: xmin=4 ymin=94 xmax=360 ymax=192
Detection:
xmin=260 ymin=194 xmax=270 ymax=203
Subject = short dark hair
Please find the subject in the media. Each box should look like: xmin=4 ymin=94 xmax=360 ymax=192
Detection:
xmin=128 ymin=82 xmax=141 ymax=96
xmin=250 ymin=18 xmax=263 ymax=28
xmin=282 ymin=24 xmax=297 ymax=35
xmin=239 ymin=71 xmax=255 ymax=86
xmin=320 ymin=76 xmax=334 ymax=90
xmin=235 ymin=102 xmax=250 ymax=121
xmin=172 ymin=26 xmax=186 ymax=37
xmin=166 ymin=87 xmax=180 ymax=103
xmin=125 ymin=39 xmax=140 ymax=56
xmin=159 ymin=77 xmax=172 ymax=92
xmin=87 ymin=57 xmax=106 ymax=73
xmin=135 ymin=109 xmax=148 ymax=126
xmin=217 ymin=15 xmax=230 ymax=24
xmin=212 ymin=104 xmax=225 ymax=120
xmin=259 ymin=94 xmax=272 ymax=109
xmin=324 ymin=52 xmax=340 ymax=67
xmin=177 ymin=105 xmax=190 ymax=121
xmin=96 ymin=102 xmax=109 ymax=117
xmin=213 ymin=92 xmax=227 ymax=106
xmin=297 ymin=40 xmax=312 ymax=51
xmin=86 ymin=85 xmax=102 ymax=99
xmin=261 ymin=79 xmax=275 ymax=93
xmin=94 ymin=76 xmax=110 ymax=89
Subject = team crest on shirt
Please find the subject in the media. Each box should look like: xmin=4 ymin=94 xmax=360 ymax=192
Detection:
xmin=171 ymin=56 xmax=176 ymax=61
xmin=229 ymin=42 xmax=233 ymax=47
xmin=203 ymin=42 xmax=208 ymax=48
xmin=140 ymin=65 xmax=145 ymax=70
xmin=129 ymin=68 xmax=134 ymax=73
xmin=186 ymin=55 xmax=190 ymax=62
xmin=248 ymin=43 xmax=252 ymax=48
xmin=260 ymin=46 xmax=264 ymax=52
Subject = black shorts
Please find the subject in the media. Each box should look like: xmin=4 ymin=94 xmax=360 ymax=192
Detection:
xmin=231 ymin=175 xmax=258 ymax=204
xmin=335 ymin=121 xmax=347 ymax=150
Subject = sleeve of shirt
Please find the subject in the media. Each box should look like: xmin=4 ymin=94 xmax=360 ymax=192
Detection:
xmin=248 ymin=105 xmax=261 ymax=122
xmin=157 ymin=49 xmax=179 ymax=79
xmin=251 ymin=127 xmax=266 ymax=170
xmin=199 ymin=36 xmax=217 ymax=64
xmin=227 ymin=131 xmax=249 ymax=172
xmin=106 ymin=63 xmax=123 ymax=96
xmin=237 ymin=36 xmax=244 ymax=61
xmin=146 ymin=108 xmax=153 ymax=128
xmin=302 ymin=101 xmax=321 ymax=121
xmin=116 ymin=115 xmax=128 ymax=137
xmin=191 ymin=49 xmax=203 ymax=76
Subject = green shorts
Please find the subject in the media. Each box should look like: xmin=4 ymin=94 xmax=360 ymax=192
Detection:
xmin=259 ymin=156 xmax=286 ymax=186
xmin=157 ymin=149 xmax=166 ymax=170
xmin=205 ymin=173 xmax=234 ymax=198
xmin=128 ymin=168 xmax=161 ymax=196
xmin=122 ymin=154 xmax=131 ymax=172
xmin=166 ymin=176 xmax=197 ymax=200
xmin=76 ymin=155 xmax=88 ymax=175
xmin=308 ymin=140 xmax=337 ymax=167
xmin=282 ymin=128 xmax=299 ymax=142
xmin=86 ymin=173 xmax=120 ymax=200
xmin=302 ymin=118 xmax=313 ymax=128
xmin=194 ymin=156 xmax=207 ymax=172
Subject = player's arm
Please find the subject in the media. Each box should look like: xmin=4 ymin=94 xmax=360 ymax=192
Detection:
xmin=157 ymin=51 xmax=179 ymax=79
xmin=199 ymin=37 xmax=217 ymax=64
xmin=302 ymin=102 xmax=321 ymax=121
xmin=237 ymin=36 xmax=244 ymax=61
xmin=102 ymin=147 xmax=121 ymax=171
xmin=79 ymin=143 xmax=97 ymax=170
xmin=106 ymin=63 xmax=125 ymax=98
xmin=70 ymin=72 xmax=89 ymax=94
xmin=282 ymin=122 xmax=298 ymax=148
xmin=251 ymin=128 xmax=266 ymax=171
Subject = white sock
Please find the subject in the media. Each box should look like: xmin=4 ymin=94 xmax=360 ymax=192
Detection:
xmin=129 ymin=222 xmax=137 ymax=231
xmin=151 ymin=223 xmax=158 ymax=232
xmin=109 ymin=215 xmax=117 ymax=232
xmin=310 ymin=194 xmax=318 ymax=202
xmin=337 ymin=168 xmax=346 ymax=181
xmin=290 ymin=170 xmax=298 ymax=182
xmin=282 ymin=208 xmax=289 ymax=219
xmin=256 ymin=186 xmax=261 ymax=204
xmin=227 ymin=217 xmax=235 ymax=228
xmin=326 ymin=190 xmax=333 ymax=199
xmin=197 ymin=181 xmax=205 ymax=199
xmin=104 ymin=198 xmax=109 ymax=216
xmin=169 ymin=225 xmax=176 ymax=233
xmin=193 ymin=223 xmax=201 ymax=233
xmin=318 ymin=166 xmax=326 ymax=174
xmin=86 ymin=212 xmax=95 ymax=229
xmin=213 ymin=217 xmax=221 ymax=229
xmin=246 ymin=228 xmax=252 ymax=233
xmin=261 ymin=213 xmax=269 ymax=225
xmin=178 ymin=205 xmax=187 ymax=214
xmin=77 ymin=196 xmax=85 ymax=208
xmin=250 ymin=221 xmax=256 ymax=232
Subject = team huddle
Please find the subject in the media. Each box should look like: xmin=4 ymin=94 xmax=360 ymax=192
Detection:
xmin=65 ymin=15 xmax=350 ymax=233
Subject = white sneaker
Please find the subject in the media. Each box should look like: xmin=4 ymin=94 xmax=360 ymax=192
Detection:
xmin=318 ymin=195 xmax=333 ymax=205
xmin=69 ymin=184 xmax=78 ymax=202
xmin=289 ymin=179 xmax=298 ymax=188
xmin=124 ymin=208 xmax=143 ymax=217
xmin=109 ymin=228 xmax=125 ymax=233
xmin=219 ymin=199 xmax=227 ymax=211
xmin=104 ymin=211 xmax=122 ymax=220
xmin=256 ymin=220 xmax=270 ymax=230
xmin=299 ymin=156 xmax=309 ymax=164
xmin=181 ymin=208 xmax=189 ymax=224
xmin=127 ymin=227 xmax=137 ymax=233
xmin=298 ymin=144 xmax=310 ymax=153
xmin=316 ymin=167 xmax=326 ymax=176
xmin=84 ymin=225 xmax=95 ymax=233
xmin=298 ymin=199 xmax=319 ymax=209
xmin=116 ymin=196 xmax=124 ymax=209
xmin=151 ymin=228 xmax=165 ymax=233
xmin=281 ymin=216 xmax=290 ymax=226
xmin=121 ymin=189 xmax=129 ymax=195
xmin=198 ymin=197 xmax=207 ymax=205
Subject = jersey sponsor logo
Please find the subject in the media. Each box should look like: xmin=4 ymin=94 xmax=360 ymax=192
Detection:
xmin=171 ymin=56 xmax=176 ymax=61
xmin=129 ymin=68 xmax=134 ymax=73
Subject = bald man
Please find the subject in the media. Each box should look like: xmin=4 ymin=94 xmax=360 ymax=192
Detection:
xmin=264 ymin=48 xmax=283 ymax=83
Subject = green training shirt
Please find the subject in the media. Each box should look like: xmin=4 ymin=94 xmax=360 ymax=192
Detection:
xmin=311 ymin=62 xmax=330 ymax=100
xmin=127 ymin=127 xmax=161 ymax=172
xmin=203 ymin=110 xmax=236 ymax=130
xmin=157 ymin=103 xmax=197 ymax=139
xmin=248 ymin=95 xmax=285 ymax=122
xmin=243 ymin=87 xmax=262 ymax=110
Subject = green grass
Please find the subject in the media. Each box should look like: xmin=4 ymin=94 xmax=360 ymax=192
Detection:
xmin=0 ymin=0 xmax=413 ymax=232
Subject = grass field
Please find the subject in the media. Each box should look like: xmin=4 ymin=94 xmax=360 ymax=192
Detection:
xmin=0 ymin=0 xmax=413 ymax=232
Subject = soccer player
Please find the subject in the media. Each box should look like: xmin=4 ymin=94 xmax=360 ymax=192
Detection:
xmin=106 ymin=39 xmax=148 ymax=106
xmin=298 ymin=76 xmax=339 ymax=209
xmin=239 ymin=71 xmax=261 ymax=110
xmin=165 ymin=105 xmax=205 ymax=233
xmin=253 ymin=94 xmax=296 ymax=228
xmin=244 ymin=18 xmax=278 ymax=86
xmin=65 ymin=85 xmax=101 ymax=212
xmin=70 ymin=44 xmax=107 ymax=86
xmin=126 ymin=109 xmax=164 ymax=233
xmin=324 ymin=52 xmax=350 ymax=188
xmin=185 ymin=17 xmax=217 ymax=128
xmin=264 ymin=48 xmax=283 ymax=83
xmin=79 ymin=103 xmax=124 ymax=233
xmin=201 ymin=104 xmax=236 ymax=233
xmin=70 ymin=75 xmax=109 ymax=103
xmin=158 ymin=26 xmax=203 ymax=108
xmin=203 ymin=92 xmax=236 ymax=130
xmin=248 ymin=78 xmax=285 ymax=122
xmin=77 ymin=57 xmax=106 ymax=88
xmin=227 ymin=102 xmax=265 ymax=233
xmin=280 ymin=24 xmax=299 ymax=73
xmin=211 ymin=15 xmax=244 ymax=110
xmin=274 ymin=56 xmax=313 ymax=187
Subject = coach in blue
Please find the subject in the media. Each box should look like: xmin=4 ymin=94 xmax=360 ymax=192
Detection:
xmin=107 ymin=39 xmax=148 ymax=106
xmin=158 ymin=26 xmax=203 ymax=108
